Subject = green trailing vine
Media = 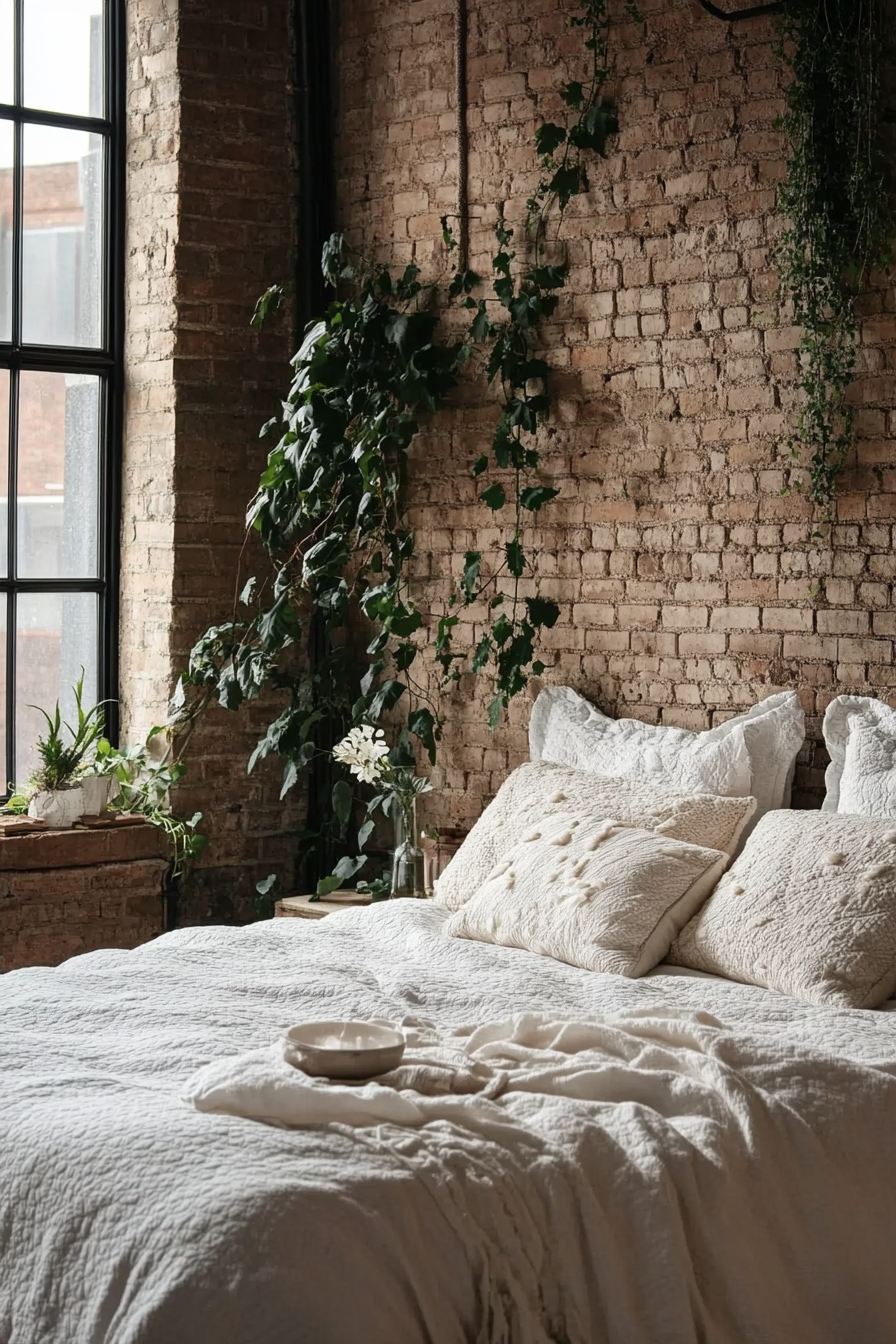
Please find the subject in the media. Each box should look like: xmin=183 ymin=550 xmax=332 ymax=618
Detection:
xmin=176 ymin=0 xmax=636 ymax=894
xmin=436 ymin=0 xmax=641 ymax=724
xmin=179 ymin=240 xmax=465 ymax=885
xmin=776 ymin=0 xmax=889 ymax=515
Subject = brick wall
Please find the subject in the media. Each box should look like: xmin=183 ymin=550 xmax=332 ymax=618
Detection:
xmin=121 ymin=0 xmax=302 ymax=925
xmin=334 ymin=0 xmax=896 ymax=829
xmin=0 ymin=827 xmax=168 ymax=972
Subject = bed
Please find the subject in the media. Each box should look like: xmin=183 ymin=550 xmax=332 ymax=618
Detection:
xmin=3 ymin=899 xmax=896 ymax=1344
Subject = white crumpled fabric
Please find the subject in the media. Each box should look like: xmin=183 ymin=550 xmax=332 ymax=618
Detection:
xmin=3 ymin=901 xmax=896 ymax=1344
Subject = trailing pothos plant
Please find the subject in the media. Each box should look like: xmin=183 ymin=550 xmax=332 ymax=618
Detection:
xmin=176 ymin=0 xmax=638 ymax=895
xmin=435 ymin=0 xmax=641 ymax=723
xmin=776 ymin=0 xmax=890 ymax=517
xmin=178 ymin=238 xmax=469 ymax=889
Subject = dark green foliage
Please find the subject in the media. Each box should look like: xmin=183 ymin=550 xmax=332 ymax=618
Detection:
xmin=181 ymin=237 xmax=460 ymax=886
xmin=436 ymin=0 xmax=640 ymax=719
xmin=777 ymin=0 xmax=890 ymax=514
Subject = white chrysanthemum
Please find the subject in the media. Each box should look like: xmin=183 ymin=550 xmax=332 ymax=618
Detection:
xmin=332 ymin=725 xmax=390 ymax=783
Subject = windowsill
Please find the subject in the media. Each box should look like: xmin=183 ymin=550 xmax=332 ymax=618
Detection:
xmin=0 ymin=823 xmax=168 ymax=871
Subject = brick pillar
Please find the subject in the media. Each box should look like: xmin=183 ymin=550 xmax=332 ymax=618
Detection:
xmin=123 ymin=0 xmax=302 ymax=923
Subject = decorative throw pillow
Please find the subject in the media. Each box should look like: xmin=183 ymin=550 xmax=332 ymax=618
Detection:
xmin=528 ymin=686 xmax=804 ymax=818
xmin=446 ymin=813 xmax=729 ymax=978
xmin=822 ymin=695 xmax=896 ymax=817
xmin=668 ymin=811 xmax=896 ymax=1009
xmin=431 ymin=762 xmax=756 ymax=913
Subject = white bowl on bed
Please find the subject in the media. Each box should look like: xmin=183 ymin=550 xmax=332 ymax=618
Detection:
xmin=282 ymin=1021 xmax=405 ymax=1080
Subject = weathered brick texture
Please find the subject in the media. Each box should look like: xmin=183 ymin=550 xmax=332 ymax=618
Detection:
xmin=334 ymin=0 xmax=896 ymax=825
xmin=0 ymin=828 xmax=168 ymax=971
xmin=122 ymin=0 xmax=301 ymax=924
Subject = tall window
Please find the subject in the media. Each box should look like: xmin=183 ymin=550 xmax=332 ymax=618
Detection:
xmin=0 ymin=0 xmax=122 ymax=793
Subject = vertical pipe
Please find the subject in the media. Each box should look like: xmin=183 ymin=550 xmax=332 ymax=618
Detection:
xmin=295 ymin=0 xmax=334 ymax=330
xmin=295 ymin=0 xmax=336 ymax=890
xmin=454 ymin=0 xmax=469 ymax=270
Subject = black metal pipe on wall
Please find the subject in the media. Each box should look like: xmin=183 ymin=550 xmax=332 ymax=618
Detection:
xmin=295 ymin=0 xmax=335 ymax=330
xmin=295 ymin=0 xmax=337 ymax=891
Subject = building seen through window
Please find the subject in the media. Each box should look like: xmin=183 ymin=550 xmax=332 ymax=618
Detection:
xmin=0 ymin=0 xmax=118 ymax=792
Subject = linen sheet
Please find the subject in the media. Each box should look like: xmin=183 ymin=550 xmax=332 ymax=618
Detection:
xmin=2 ymin=902 xmax=896 ymax=1344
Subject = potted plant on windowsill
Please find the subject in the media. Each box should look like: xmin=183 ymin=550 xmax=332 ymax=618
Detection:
xmin=27 ymin=673 xmax=107 ymax=829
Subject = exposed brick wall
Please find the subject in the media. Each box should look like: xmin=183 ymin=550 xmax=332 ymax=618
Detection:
xmin=121 ymin=0 xmax=302 ymax=924
xmin=0 ymin=827 xmax=168 ymax=971
xmin=334 ymin=0 xmax=896 ymax=828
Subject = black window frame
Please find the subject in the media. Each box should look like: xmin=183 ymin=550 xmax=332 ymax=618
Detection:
xmin=0 ymin=0 xmax=124 ymax=795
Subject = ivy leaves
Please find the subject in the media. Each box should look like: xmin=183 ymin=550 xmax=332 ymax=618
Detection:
xmin=776 ymin=0 xmax=888 ymax=515
xmin=436 ymin=218 xmax=568 ymax=720
xmin=182 ymin=236 xmax=462 ymax=856
xmin=526 ymin=0 xmax=640 ymax=225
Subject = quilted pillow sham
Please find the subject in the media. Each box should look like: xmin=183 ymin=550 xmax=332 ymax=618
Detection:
xmin=528 ymin=686 xmax=804 ymax=818
xmin=446 ymin=813 xmax=729 ymax=977
xmin=431 ymin=761 xmax=756 ymax=913
xmin=668 ymin=811 xmax=896 ymax=1009
xmin=822 ymin=695 xmax=896 ymax=818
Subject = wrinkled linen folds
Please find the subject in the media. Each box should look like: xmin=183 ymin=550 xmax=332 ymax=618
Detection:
xmin=3 ymin=901 xmax=896 ymax=1344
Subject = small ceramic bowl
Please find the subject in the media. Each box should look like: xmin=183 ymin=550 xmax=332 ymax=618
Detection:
xmin=282 ymin=1020 xmax=405 ymax=1080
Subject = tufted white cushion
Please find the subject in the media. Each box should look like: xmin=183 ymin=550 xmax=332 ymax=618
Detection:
xmin=446 ymin=813 xmax=728 ymax=977
xmin=822 ymin=695 xmax=896 ymax=817
xmin=529 ymin=686 xmax=804 ymax=818
xmin=432 ymin=761 xmax=756 ymax=912
xmin=668 ymin=811 xmax=896 ymax=1009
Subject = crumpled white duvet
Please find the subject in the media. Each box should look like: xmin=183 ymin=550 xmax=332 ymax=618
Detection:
xmin=182 ymin=1009 xmax=739 ymax=1135
xmin=3 ymin=901 xmax=896 ymax=1344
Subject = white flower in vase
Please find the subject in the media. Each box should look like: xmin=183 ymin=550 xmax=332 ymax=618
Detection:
xmin=332 ymin=725 xmax=390 ymax=784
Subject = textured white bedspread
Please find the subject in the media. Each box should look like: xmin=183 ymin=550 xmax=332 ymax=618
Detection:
xmin=3 ymin=902 xmax=896 ymax=1344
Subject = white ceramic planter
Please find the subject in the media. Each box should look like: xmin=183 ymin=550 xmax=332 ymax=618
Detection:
xmin=79 ymin=775 xmax=111 ymax=816
xmin=28 ymin=785 xmax=86 ymax=829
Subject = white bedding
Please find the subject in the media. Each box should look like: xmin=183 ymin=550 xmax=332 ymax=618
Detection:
xmin=3 ymin=902 xmax=896 ymax=1344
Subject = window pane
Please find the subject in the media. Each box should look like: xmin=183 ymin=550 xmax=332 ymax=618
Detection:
xmin=23 ymin=0 xmax=104 ymax=119
xmin=0 ymin=368 xmax=7 ymax=577
xmin=0 ymin=0 xmax=12 ymax=106
xmin=17 ymin=370 xmax=99 ymax=578
xmin=0 ymin=0 xmax=11 ymax=107
xmin=23 ymin=124 xmax=103 ymax=348
xmin=0 ymin=117 xmax=11 ymax=342
xmin=15 ymin=590 xmax=97 ymax=787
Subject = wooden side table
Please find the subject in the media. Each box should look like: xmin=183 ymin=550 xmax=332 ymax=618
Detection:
xmin=274 ymin=890 xmax=372 ymax=920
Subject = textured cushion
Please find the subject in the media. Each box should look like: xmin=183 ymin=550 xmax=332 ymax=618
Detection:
xmin=668 ymin=811 xmax=896 ymax=1009
xmin=823 ymin=695 xmax=896 ymax=817
xmin=432 ymin=761 xmax=757 ymax=912
xmin=529 ymin=686 xmax=804 ymax=818
xmin=446 ymin=813 xmax=728 ymax=977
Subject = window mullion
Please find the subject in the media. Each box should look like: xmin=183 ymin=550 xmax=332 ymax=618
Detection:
xmin=12 ymin=0 xmax=21 ymax=106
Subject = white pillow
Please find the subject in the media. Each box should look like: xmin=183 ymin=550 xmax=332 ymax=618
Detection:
xmin=668 ymin=811 xmax=896 ymax=1009
xmin=446 ymin=813 xmax=728 ymax=978
xmin=431 ymin=762 xmax=757 ymax=913
xmin=529 ymin=686 xmax=804 ymax=817
xmin=823 ymin=695 xmax=896 ymax=817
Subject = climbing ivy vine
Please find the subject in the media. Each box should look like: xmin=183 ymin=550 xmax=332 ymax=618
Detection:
xmin=435 ymin=0 xmax=642 ymax=724
xmin=776 ymin=0 xmax=889 ymax=515
xmin=176 ymin=0 xmax=638 ymax=894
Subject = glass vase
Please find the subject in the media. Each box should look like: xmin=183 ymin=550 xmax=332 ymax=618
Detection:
xmin=390 ymin=794 xmax=425 ymax=899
